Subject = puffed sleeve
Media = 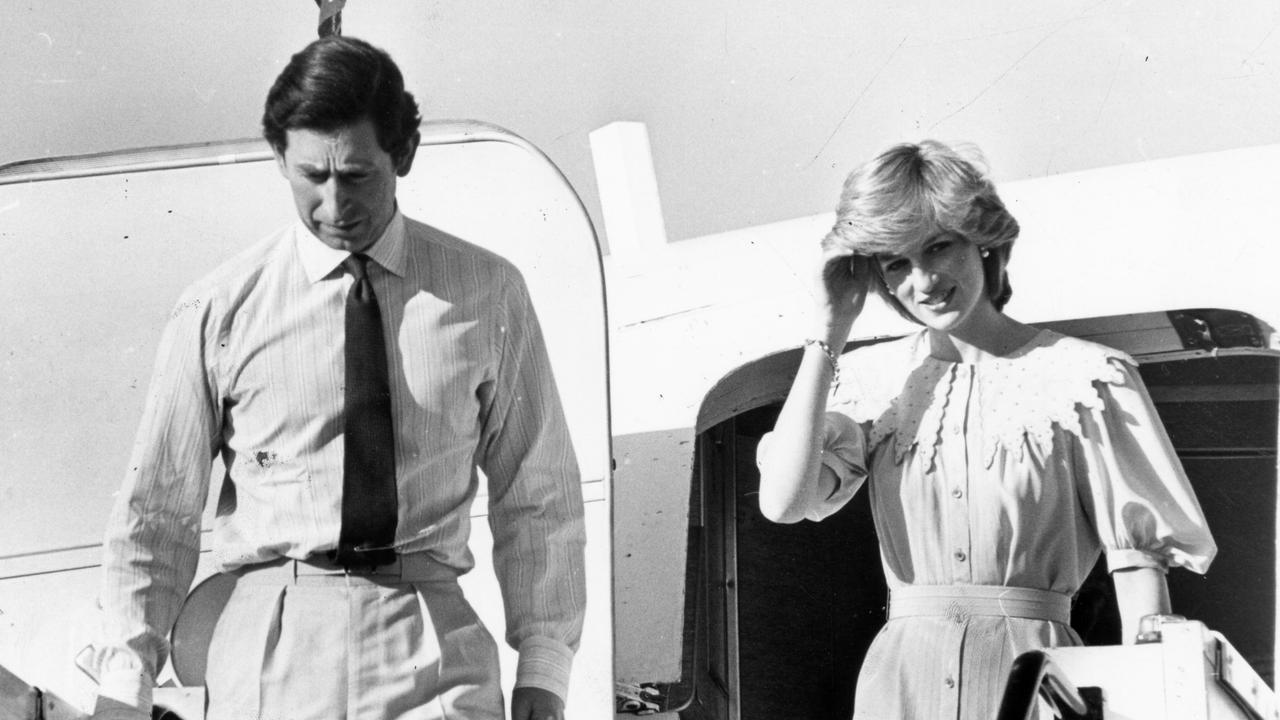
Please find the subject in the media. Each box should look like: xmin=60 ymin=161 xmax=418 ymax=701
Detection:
xmin=1075 ymin=358 xmax=1217 ymax=574
xmin=756 ymin=410 xmax=868 ymax=522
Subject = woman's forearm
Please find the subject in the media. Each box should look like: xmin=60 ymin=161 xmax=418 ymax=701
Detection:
xmin=758 ymin=328 xmax=847 ymax=524
xmin=1112 ymin=566 xmax=1172 ymax=644
xmin=760 ymin=252 xmax=867 ymax=524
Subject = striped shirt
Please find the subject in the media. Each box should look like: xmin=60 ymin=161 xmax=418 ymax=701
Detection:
xmin=83 ymin=212 xmax=586 ymax=709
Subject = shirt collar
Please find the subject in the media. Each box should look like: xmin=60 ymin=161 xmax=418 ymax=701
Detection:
xmin=294 ymin=210 xmax=409 ymax=283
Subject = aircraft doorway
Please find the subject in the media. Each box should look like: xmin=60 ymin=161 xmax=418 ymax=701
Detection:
xmin=697 ymin=405 xmax=882 ymax=720
xmin=685 ymin=317 xmax=1278 ymax=720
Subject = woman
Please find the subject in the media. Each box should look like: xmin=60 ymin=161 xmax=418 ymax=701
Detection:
xmin=756 ymin=140 xmax=1216 ymax=719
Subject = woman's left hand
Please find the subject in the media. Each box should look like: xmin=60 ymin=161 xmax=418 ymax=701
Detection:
xmin=511 ymin=686 xmax=565 ymax=720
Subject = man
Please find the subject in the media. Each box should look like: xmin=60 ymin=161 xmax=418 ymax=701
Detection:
xmin=81 ymin=36 xmax=585 ymax=720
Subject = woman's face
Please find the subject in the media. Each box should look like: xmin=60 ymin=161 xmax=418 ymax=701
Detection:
xmin=876 ymin=231 xmax=991 ymax=334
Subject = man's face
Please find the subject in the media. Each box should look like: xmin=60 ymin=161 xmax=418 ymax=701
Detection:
xmin=273 ymin=118 xmax=412 ymax=253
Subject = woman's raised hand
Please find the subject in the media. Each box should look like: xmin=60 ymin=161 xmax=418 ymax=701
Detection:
xmin=815 ymin=251 xmax=873 ymax=340
xmin=763 ymin=250 xmax=873 ymax=524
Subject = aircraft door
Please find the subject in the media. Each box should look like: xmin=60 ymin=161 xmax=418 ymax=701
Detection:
xmin=0 ymin=120 xmax=611 ymax=718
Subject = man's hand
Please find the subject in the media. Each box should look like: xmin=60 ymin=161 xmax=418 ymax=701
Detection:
xmin=511 ymin=686 xmax=565 ymax=720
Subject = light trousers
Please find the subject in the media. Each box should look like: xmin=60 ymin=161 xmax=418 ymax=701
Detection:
xmin=204 ymin=557 xmax=504 ymax=720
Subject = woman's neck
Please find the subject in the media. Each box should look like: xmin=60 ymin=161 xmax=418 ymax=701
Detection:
xmin=927 ymin=308 xmax=1039 ymax=364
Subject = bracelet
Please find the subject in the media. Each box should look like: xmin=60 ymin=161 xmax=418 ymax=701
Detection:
xmin=803 ymin=338 xmax=841 ymax=385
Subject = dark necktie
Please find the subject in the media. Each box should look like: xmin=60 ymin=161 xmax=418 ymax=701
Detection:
xmin=333 ymin=253 xmax=398 ymax=568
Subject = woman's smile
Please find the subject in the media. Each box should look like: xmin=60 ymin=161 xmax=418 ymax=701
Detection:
xmin=915 ymin=286 xmax=956 ymax=310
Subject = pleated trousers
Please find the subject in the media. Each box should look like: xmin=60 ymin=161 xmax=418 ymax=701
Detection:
xmin=204 ymin=555 xmax=504 ymax=720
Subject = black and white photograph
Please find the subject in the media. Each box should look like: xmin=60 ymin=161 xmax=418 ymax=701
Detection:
xmin=1 ymin=2 xmax=1277 ymax=719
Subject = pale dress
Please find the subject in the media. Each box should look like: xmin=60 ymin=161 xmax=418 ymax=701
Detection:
xmin=759 ymin=329 xmax=1216 ymax=720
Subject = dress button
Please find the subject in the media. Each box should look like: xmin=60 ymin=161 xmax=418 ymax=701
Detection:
xmin=954 ymin=550 xmax=967 ymax=562
xmin=951 ymin=487 xmax=963 ymax=499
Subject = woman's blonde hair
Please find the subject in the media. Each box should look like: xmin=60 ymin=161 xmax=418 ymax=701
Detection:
xmin=822 ymin=140 xmax=1019 ymax=315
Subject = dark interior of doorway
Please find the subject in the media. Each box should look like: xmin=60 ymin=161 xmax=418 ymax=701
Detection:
xmin=713 ymin=354 xmax=1277 ymax=720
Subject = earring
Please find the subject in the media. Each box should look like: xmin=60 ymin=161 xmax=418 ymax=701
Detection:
xmin=980 ymin=249 xmax=990 ymax=258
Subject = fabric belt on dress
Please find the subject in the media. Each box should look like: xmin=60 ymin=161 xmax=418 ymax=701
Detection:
xmin=231 ymin=553 xmax=459 ymax=587
xmin=888 ymin=585 xmax=1071 ymax=625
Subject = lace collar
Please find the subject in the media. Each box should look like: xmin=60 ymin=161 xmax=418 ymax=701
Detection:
xmin=830 ymin=329 xmax=1135 ymax=467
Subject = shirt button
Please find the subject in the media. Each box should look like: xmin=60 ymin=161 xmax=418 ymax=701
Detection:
xmin=951 ymin=487 xmax=963 ymax=499
xmin=951 ymin=425 xmax=962 ymax=435
xmin=945 ymin=677 xmax=956 ymax=688
xmin=953 ymin=615 xmax=964 ymax=625
xmin=954 ymin=550 xmax=967 ymax=562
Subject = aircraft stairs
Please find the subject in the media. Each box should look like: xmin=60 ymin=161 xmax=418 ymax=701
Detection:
xmin=998 ymin=617 xmax=1277 ymax=720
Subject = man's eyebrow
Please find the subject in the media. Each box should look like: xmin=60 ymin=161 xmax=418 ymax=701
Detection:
xmin=294 ymin=160 xmax=374 ymax=174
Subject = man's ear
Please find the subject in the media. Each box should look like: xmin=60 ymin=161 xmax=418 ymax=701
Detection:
xmin=395 ymin=132 xmax=420 ymax=177
xmin=272 ymin=144 xmax=288 ymax=177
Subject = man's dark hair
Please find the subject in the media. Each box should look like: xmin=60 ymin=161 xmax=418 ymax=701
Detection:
xmin=262 ymin=36 xmax=422 ymax=161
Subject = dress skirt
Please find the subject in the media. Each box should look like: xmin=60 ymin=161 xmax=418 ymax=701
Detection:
xmin=852 ymin=585 xmax=1080 ymax=720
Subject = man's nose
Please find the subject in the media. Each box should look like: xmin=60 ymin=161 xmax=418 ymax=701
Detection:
xmin=319 ymin=178 xmax=349 ymax=218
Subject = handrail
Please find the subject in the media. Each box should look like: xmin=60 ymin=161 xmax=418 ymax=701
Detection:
xmin=0 ymin=662 xmax=88 ymax=720
xmin=996 ymin=650 xmax=1098 ymax=720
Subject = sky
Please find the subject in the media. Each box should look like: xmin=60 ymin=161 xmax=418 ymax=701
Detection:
xmin=3 ymin=1 xmax=1279 ymax=246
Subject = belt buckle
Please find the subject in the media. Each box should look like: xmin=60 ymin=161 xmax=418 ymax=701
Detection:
xmin=341 ymin=556 xmax=400 ymax=577
xmin=323 ymin=549 xmax=399 ymax=577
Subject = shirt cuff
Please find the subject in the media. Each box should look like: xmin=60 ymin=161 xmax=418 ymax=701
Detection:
xmin=94 ymin=667 xmax=153 ymax=716
xmin=514 ymin=636 xmax=575 ymax=702
xmin=1106 ymin=548 xmax=1170 ymax=574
